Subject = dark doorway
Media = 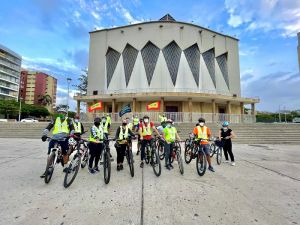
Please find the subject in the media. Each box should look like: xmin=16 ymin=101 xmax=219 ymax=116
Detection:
xmin=166 ymin=106 xmax=179 ymax=112
xmin=108 ymin=106 xmax=112 ymax=113
xmin=218 ymin=107 xmax=225 ymax=114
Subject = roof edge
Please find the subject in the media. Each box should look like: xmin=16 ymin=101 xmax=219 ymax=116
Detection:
xmin=89 ymin=20 xmax=239 ymax=41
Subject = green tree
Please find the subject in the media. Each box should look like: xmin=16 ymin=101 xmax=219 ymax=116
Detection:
xmin=38 ymin=94 xmax=52 ymax=106
xmin=73 ymin=69 xmax=87 ymax=95
xmin=0 ymin=100 xmax=18 ymax=119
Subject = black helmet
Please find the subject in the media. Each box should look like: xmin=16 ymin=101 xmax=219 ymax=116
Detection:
xmin=94 ymin=117 xmax=101 ymax=123
xmin=198 ymin=118 xmax=205 ymax=123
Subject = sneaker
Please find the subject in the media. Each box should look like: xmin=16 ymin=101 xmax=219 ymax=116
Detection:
xmin=169 ymin=164 xmax=174 ymax=169
xmin=208 ymin=166 xmax=215 ymax=172
xmin=94 ymin=166 xmax=100 ymax=172
xmin=224 ymin=160 xmax=230 ymax=163
xmin=63 ymin=167 xmax=69 ymax=173
xmin=117 ymin=165 xmax=120 ymax=171
xmin=165 ymin=165 xmax=171 ymax=170
xmin=88 ymin=167 xmax=96 ymax=174
xmin=140 ymin=162 xmax=144 ymax=168
xmin=231 ymin=162 xmax=236 ymax=166
xmin=120 ymin=164 xmax=124 ymax=170
xmin=40 ymin=172 xmax=45 ymax=178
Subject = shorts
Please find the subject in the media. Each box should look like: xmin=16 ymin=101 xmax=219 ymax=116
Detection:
xmin=199 ymin=144 xmax=210 ymax=155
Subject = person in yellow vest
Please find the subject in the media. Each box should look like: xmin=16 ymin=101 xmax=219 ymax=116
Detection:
xmin=132 ymin=115 xmax=140 ymax=132
xmin=126 ymin=117 xmax=133 ymax=130
xmin=114 ymin=119 xmax=135 ymax=171
xmin=40 ymin=108 xmax=74 ymax=178
xmin=88 ymin=117 xmax=104 ymax=174
xmin=162 ymin=119 xmax=181 ymax=170
xmin=193 ymin=118 xmax=215 ymax=172
xmin=101 ymin=116 xmax=110 ymax=140
xmin=159 ymin=113 xmax=167 ymax=125
xmin=139 ymin=115 xmax=160 ymax=168
xmin=106 ymin=113 xmax=111 ymax=126
xmin=72 ymin=114 xmax=84 ymax=137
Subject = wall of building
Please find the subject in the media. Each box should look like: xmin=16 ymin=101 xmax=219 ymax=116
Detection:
xmin=88 ymin=21 xmax=240 ymax=97
xmin=0 ymin=44 xmax=21 ymax=100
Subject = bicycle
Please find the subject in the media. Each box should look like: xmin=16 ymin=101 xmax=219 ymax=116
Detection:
xmin=184 ymin=138 xmax=207 ymax=176
xmin=80 ymin=140 xmax=89 ymax=169
xmin=117 ymin=137 xmax=135 ymax=177
xmin=44 ymin=137 xmax=65 ymax=184
xmin=209 ymin=137 xmax=223 ymax=165
xmin=155 ymin=136 xmax=165 ymax=160
xmin=64 ymin=136 xmax=89 ymax=188
xmin=101 ymin=138 xmax=113 ymax=184
xmin=169 ymin=140 xmax=184 ymax=175
xmin=143 ymin=139 xmax=161 ymax=177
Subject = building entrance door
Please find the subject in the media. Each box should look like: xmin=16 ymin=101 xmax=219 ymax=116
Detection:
xmin=166 ymin=106 xmax=178 ymax=112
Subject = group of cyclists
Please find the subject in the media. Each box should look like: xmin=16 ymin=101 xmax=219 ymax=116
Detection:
xmin=40 ymin=109 xmax=236 ymax=181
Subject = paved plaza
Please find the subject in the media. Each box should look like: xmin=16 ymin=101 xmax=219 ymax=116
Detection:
xmin=0 ymin=139 xmax=299 ymax=225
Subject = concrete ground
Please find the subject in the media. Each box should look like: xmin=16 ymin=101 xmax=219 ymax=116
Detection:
xmin=0 ymin=139 xmax=299 ymax=225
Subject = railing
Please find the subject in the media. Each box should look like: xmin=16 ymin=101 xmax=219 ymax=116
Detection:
xmin=83 ymin=112 xmax=256 ymax=123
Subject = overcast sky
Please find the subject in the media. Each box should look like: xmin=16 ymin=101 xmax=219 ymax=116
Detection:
xmin=0 ymin=0 xmax=299 ymax=112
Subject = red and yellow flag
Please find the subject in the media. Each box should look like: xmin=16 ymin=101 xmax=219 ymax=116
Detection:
xmin=88 ymin=101 xmax=103 ymax=112
xmin=147 ymin=101 xmax=160 ymax=111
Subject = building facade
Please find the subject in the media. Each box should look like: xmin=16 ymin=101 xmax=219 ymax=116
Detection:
xmin=75 ymin=14 xmax=259 ymax=123
xmin=0 ymin=44 xmax=22 ymax=100
xmin=20 ymin=70 xmax=57 ymax=112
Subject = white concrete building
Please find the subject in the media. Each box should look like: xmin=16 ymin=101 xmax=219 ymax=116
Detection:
xmin=75 ymin=14 xmax=259 ymax=123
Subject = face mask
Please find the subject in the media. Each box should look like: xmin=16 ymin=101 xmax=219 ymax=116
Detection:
xmin=223 ymin=127 xmax=228 ymax=130
xmin=122 ymin=123 xmax=127 ymax=126
xmin=94 ymin=122 xmax=100 ymax=126
xmin=166 ymin=124 xmax=171 ymax=128
xmin=102 ymin=120 xmax=106 ymax=123
xmin=144 ymin=119 xmax=149 ymax=123
xmin=199 ymin=122 xmax=204 ymax=127
xmin=74 ymin=119 xmax=79 ymax=123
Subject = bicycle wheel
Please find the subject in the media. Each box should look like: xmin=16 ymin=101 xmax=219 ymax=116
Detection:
xmin=196 ymin=148 xmax=207 ymax=176
xmin=210 ymin=143 xmax=216 ymax=157
xmin=184 ymin=145 xmax=193 ymax=164
xmin=216 ymin=147 xmax=222 ymax=165
xmin=127 ymin=149 xmax=134 ymax=177
xmin=184 ymin=139 xmax=190 ymax=149
xmin=81 ymin=150 xmax=89 ymax=168
xmin=176 ymin=150 xmax=184 ymax=175
xmin=157 ymin=142 xmax=165 ymax=160
xmin=145 ymin=146 xmax=150 ymax=164
xmin=151 ymin=150 xmax=161 ymax=177
xmin=44 ymin=152 xmax=56 ymax=184
xmin=103 ymin=151 xmax=111 ymax=184
xmin=64 ymin=153 xmax=81 ymax=188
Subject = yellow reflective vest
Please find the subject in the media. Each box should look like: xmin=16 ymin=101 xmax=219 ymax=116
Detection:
xmin=89 ymin=125 xmax=104 ymax=142
xmin=141 ymin=123 xmax=152 ymax=136
xmin=163 ymin=127 xmax=176 ymax=143
xmin=119 ymin=126 xmax=129 ymax=140
xmin=133 ymin=117 xmax=139 ymax=125
xmin=196 ymin=126 xmax=208 ymax=140
xmin=73 ymin=121 xmax=82 ymax=134
xmin=53 ymin=117 xmax=69 ymax=134
xmin=102 ymin=121 xmax=109 ymax=133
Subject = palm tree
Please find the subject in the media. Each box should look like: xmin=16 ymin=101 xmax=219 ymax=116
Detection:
xmin=38 ymin=94 xmax=52 ymax=106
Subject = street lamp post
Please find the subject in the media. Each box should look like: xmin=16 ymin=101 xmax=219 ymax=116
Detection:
xmin=278 ymin=105 xmax=282 ymax=123
xmin=67 ymin=77 xmax=72 ymax=116
xmin=18 ymin=97 xmax=22 ymax=122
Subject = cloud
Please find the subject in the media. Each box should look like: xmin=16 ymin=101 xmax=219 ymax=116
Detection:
xmin=225 ymin=0 xmax=300 ymax=37
xmin=242 ymin=71 xmax=300 ymax=111
xmin=115 ymin=2 xmax=143 ymax=24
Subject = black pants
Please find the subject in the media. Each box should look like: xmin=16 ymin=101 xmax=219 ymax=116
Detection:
xmin=164 ymin=142 xmax=174 ymax=166
xmin=89 ymin=142 xmax=103 ymax=168
xmin=223 ymin=141 xmax=234 ymax=162
xmin=140 ymin=139 xmax=153 ymax=161
xmin=116 ymin=144 xmax=127 ymax=164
